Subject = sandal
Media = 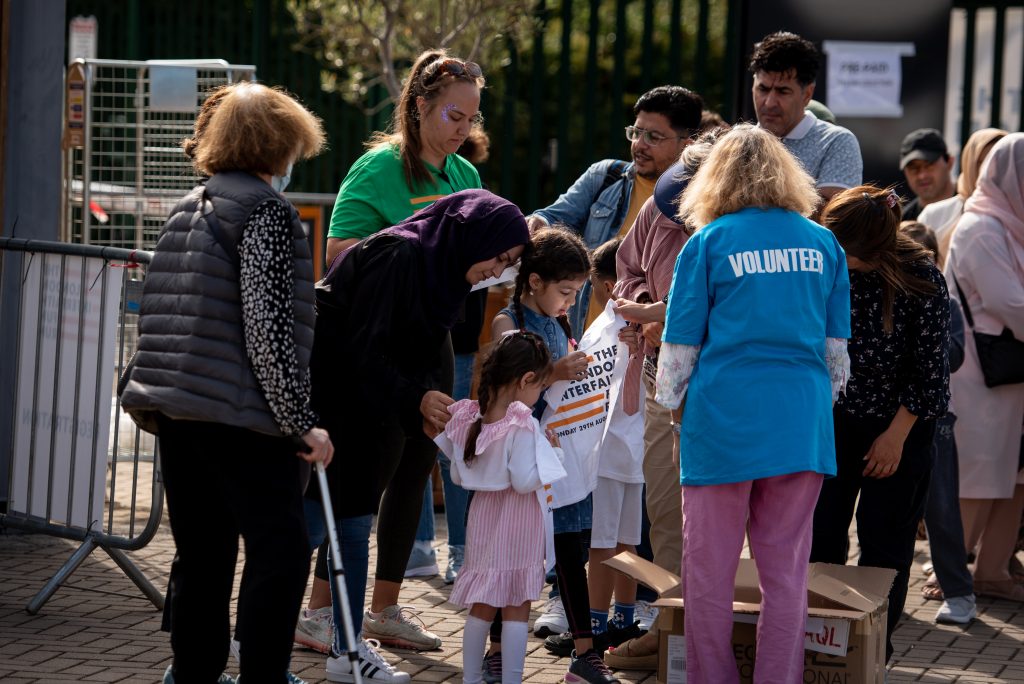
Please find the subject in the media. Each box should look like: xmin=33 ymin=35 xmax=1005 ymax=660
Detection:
xmin=604 ymin=634 xmax=659 ymax=670
xmin=921 ymin=580 xmax=944 ymax=602
xmin=975 ymin=579 xmax=1024 ymax=602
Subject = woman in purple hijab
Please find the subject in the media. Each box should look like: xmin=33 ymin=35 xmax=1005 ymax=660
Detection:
xmin=308 ymin=189 xmax=529 ymax=668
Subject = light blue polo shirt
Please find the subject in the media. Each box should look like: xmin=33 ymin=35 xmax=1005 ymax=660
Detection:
xmin=664 ymin=207 xmax=851 ymax=486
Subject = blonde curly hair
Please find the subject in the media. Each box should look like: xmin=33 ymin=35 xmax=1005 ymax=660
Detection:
xmin=678 ymin=123 xmax=819 ymax=231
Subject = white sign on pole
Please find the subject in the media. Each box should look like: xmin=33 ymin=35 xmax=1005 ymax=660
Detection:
xmin=822 ymin=41 xmax=916 ymax=118
xmin=68 ymin=16 xmax=98 ymax=63
xmin=10 ymin=254 xmax=121 ymax=529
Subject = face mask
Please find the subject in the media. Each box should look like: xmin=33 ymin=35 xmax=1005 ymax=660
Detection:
xmin=271 ymin=163 xmax=293 ymax=193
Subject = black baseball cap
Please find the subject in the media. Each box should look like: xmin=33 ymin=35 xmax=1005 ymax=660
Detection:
xmin=654 ymin=161 xmax=691 ymax=224
xmin=899 ymin=128 xmax=948 ymax=170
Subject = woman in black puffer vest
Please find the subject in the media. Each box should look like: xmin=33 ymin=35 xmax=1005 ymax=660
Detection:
xmin=120 ymin=82 xmax=332 ymax=684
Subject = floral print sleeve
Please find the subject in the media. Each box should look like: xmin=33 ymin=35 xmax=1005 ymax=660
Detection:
xmin=825 ymin=337 xmax=850 ymax=402
xmin=655 ymin=341 xmax=701 ymax=409
xmin=239 ymin=198 xmax=318 ymax=437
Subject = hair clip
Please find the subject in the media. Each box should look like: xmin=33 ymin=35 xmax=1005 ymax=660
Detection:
xmin=500 ymin=329 xmax=522 ymax=339
xmin=885 ymin=191 xmax=899 ymax=209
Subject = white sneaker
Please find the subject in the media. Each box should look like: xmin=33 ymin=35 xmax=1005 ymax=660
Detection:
xmin=295 ymin=606 xmax=334 ymax=653
xmin=635 ymin=600 xmax=659 ymax=632
xmin=326 ymin=638 xmax=412 ymax=683
xmin=404 ymin=540 xmax=439 ymax=578
xmin=444 ymin=545 xmax=464 ymax=584
xmin=935 ymin=594 xmax=977 ymax=624
xmin=362 ymin=605 xmax=442 ymax=650
xmin=533 ymin=596 xmax=569 ymax=637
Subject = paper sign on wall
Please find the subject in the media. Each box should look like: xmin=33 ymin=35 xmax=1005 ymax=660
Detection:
xmin=822 ymin=41 xmax=915 ymax=118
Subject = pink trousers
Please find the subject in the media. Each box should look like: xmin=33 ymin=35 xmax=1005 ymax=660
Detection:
xmin=681 ymin=471 xmax=823 ymax=684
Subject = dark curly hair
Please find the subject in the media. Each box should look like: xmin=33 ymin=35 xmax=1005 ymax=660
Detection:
xmin=748 ymin=31 xmax=820 ymax=86
xmin=634 ymin=86 xmax=704 ymax=138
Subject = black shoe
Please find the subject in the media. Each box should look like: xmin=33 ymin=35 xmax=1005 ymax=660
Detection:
xmin=606 ymin=620 xmax=644 ymax=648
xmin=545 ymin=620 xmax=645 ymax=658
xmin=565 ymin=648 xmax=621 ymax=684
xmin=544 ymin=630 xmax=612 ymax=657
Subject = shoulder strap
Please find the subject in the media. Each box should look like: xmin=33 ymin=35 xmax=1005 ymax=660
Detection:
xmin=598 ymin=160 xmax=628 ymax=196
xmin=951 ymin=272 xmax=975 ymax=330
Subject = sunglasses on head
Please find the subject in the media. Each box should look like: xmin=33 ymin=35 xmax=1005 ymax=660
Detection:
xmin=424 ymin=58 xmax=483 ymax=85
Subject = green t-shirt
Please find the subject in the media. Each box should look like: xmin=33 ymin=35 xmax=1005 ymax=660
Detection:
xmin=327 ymin=144 xmax=482 ymax=240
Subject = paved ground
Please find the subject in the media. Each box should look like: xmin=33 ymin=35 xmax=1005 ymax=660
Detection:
xmin=2 ymin=502 xmax=1023 ymax=683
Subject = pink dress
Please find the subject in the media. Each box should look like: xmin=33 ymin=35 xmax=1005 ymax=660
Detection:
xmin=439 ymin=400 xmax=553 ymax=609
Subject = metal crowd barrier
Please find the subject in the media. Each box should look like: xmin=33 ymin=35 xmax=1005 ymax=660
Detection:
xmin=0 ymin=237 xmax=163 ymax=614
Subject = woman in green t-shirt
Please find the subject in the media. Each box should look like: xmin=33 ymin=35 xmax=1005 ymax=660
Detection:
xmin=325 ymin=49 xmax=485 ymax=266
xmin=313 ymin=50 xmax=487 ymax=660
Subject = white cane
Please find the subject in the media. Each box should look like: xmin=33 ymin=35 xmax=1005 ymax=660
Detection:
xmin=316 ymin=462 xmax=364 ymax=684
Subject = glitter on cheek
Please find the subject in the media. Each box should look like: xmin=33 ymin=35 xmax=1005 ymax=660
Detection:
xmin=441 ymin=103 xmax=456 ymax=123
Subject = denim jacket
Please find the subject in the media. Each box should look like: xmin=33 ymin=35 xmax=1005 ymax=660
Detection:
xmin=532 ymin=159 xmax=635 ymax=335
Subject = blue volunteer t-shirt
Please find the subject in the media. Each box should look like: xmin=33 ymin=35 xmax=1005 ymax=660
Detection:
xmin=664 ymin=206 xmax=851 ymax=486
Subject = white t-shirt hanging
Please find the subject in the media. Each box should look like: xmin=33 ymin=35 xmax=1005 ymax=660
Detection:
xmin=542 ymin=300 xmax=632 ymax=506
xmin=596 ymin=363 xmax=645 ymax=483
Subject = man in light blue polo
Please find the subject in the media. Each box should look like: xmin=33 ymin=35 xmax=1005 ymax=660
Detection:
xmin=749 ymin=31 xmax=862 ymax=204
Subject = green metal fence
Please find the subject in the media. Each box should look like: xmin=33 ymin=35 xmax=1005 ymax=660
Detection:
xmin=65 ymin=0 xmax=735 ymax=211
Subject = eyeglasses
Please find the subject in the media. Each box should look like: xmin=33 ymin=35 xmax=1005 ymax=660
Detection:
xmin=625 ymin=125 xmax=686 ymax=146
xmin=424 ymin=58 xmax=483 ymax=85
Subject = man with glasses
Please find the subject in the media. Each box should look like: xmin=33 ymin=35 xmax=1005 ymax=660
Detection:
xmin=749 ymin=31 xmax=862 ymax=204
xmin=527 ymin=85 xmax=704 ymax=335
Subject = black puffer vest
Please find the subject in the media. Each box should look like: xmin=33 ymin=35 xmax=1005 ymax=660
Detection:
xmin=120 ymin=171 xmax=315 ymax=436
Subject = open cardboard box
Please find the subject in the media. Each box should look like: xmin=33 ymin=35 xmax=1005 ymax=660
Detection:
xmin=603 ymin=552 xmax=896 ymax=684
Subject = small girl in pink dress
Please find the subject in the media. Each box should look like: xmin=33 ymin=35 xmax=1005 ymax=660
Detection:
xmin=435 ymin=331 xmax=567 ymax=684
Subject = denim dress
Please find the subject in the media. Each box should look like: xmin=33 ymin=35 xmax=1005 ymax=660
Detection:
xmin=498 ymin=304 xmax=593 ymax=533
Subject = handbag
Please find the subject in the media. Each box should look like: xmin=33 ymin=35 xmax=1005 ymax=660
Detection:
xmin=953 ymin=273 xmax=1024 ymax=387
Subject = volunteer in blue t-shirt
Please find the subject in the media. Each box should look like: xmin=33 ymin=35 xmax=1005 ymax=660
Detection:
xmin=655 ymin=124 xmax=851 ymax=684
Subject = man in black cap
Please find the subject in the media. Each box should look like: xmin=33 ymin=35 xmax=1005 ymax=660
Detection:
xmin=900 ymin=128 xmax=955 ymax=220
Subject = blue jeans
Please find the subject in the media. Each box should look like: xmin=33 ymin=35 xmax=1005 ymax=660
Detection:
xmin=322 ymin=514 xmax=373 ymax=653
xmin=924 ymin=412 xmax=974 ymax=599
xmin=414 ymin=353 xmax=474 ymax=546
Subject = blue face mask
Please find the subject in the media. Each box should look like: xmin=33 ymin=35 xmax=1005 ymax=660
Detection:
xmin=271 ymin=163 xmax=293 ymax=193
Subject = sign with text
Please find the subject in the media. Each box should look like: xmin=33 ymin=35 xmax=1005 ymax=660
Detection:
xmin=823 ymin=40 xmax=915 ymax=117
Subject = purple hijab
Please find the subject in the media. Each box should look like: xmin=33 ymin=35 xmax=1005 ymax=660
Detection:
xmin=380 ymin=189 xmax=529 ymax=328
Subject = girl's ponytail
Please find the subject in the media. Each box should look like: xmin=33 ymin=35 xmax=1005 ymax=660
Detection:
xmin=463 ymin=366 xmax=491 ymax=466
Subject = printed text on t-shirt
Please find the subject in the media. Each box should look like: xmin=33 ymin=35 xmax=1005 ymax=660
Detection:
xmin=727 ymin=248 xmax=824 ymax=277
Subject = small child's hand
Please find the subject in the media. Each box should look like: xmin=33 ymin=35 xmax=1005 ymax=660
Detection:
xmin=554 ymin=350 xmax=589 ymax=382
xmin=545 ymin=427 xmax=560 ymax=448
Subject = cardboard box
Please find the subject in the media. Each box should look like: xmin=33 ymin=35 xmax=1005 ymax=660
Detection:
xmin=603 ymin=552 xmax=896 ymax=684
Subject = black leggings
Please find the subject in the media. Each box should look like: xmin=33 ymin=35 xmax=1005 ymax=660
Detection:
xmin=554 ymin=531 xmax=594 ymax=640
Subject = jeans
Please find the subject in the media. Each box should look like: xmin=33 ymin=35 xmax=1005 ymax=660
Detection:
xmin=414 ymin=352 xmax=474 ymax=546
xmin=923 ymin=412 xmax=973 ymax=598
xmin=328 ymin=514 xmax=374 ymax=653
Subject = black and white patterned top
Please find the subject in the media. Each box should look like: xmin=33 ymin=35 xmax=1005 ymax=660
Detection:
xmin=836 ymin=261 xmax=950 ymax=421
xmin=238 ymin=198 xmax=318 ymax=437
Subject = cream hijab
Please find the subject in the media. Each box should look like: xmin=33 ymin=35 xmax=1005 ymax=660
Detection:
xmin=962 ymin=133 xmax=1024 ymax=271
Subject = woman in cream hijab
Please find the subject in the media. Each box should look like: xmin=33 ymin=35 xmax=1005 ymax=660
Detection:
xmin=945 ymin=133 xmax=1024 ymax=602
xmin=919 ymin=127 xmax=1008 ymax=261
